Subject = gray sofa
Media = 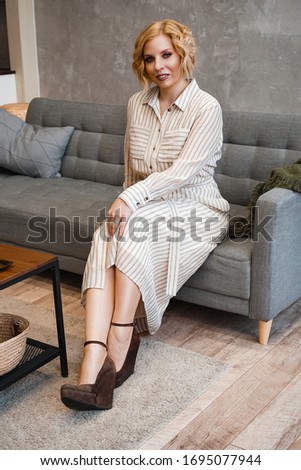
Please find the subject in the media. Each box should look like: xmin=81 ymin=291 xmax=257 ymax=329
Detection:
xmin=1 ymin=97 xmax=301 ymax=344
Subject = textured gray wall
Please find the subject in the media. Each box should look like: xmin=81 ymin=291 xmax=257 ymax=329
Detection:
xmin=34 ymin=0 xmax=301 ymax=113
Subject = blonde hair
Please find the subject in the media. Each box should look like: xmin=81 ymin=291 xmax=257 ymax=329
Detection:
xmin=132 ymin=19 xmax=196 ymax=89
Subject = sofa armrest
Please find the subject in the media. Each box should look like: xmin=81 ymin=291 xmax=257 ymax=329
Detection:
xmin=250 ymin=188 xmax=301 ymax=321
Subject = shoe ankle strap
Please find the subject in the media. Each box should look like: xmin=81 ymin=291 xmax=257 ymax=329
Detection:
xmin=84 ymin=340 xmax=107 ymax=350
xmin=111 ymin=322 xmax=134 ymax=327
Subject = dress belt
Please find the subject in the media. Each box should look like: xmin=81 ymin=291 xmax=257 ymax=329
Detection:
xmin=165 ymin=199 xmax=181 ymax=297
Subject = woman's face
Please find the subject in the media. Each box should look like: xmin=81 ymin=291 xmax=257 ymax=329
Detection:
xmin=143 ymin=34 xmax=184 ymax=92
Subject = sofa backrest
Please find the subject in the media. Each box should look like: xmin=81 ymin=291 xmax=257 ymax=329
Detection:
xmin=27 ymin=98 xmax=301 ymax=206
xmin=26 ymin=97 xmax=127 ymax=186
xmin=215 ymin=112 xmax=301 ymax=205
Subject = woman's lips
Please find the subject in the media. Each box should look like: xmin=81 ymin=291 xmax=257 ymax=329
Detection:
xmin=156 ymin=74 xmax=170 ymax=81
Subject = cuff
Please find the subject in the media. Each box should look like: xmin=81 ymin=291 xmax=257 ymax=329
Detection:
xmin=119 ymin=181 xmax=150 ymax=212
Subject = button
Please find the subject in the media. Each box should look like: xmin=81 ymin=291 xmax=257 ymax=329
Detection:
xmin=144 ymin=197 xmax=149 ymax=201
xmin=153 ymin=147 xmax=155 ymax=150
xmin=167 ymin=108 xmax=172 ymax=112
xmin=150 ymin=165 xmax=152 ymax=169
xmin=136 ymin=202 xmax=141 ymax=207
xmin=158 ymin=128 xmax=161 ymax=132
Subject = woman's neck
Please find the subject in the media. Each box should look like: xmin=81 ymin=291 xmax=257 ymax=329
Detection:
xmin=158 ymin=78 xmax=189 ymax=116
xmin=159 ymin=78 xmax=188 ymax=104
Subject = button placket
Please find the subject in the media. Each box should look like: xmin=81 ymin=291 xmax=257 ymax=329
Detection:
xmin=155 ymin=109 xmax=174 ymax=163
xmin=149 ymin=103 xmax=174 ymax=171
xmin=150 ymin=121 xmax=164 ymax=171
xmin=140 ymin=112 xmax=159 ymax=173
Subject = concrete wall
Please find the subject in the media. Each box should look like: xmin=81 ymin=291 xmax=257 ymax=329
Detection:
xmin=34 ymin=0 xmax=301 ymax=113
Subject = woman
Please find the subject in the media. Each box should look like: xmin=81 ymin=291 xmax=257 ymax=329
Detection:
xmin=61 ymin=19 xmax=230 ymax=410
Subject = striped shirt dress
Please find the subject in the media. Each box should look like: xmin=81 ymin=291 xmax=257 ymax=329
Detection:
xmin=82 ymin=79 xmax=230 ymax=334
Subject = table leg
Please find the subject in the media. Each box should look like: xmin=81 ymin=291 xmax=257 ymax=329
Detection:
xmin=51 ymin=261 xmax=68 ymax=377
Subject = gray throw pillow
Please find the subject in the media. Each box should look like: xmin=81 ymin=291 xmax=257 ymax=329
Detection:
xmin=0 ymin=109 xmax=74 ymax=178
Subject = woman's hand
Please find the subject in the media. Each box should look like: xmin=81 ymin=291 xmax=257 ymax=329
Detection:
xmin=107 ymin=198 xmax=132 ymax=238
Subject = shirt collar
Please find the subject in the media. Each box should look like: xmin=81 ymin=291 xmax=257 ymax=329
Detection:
xmin=142 ymin=79 xmax=199 ymax=112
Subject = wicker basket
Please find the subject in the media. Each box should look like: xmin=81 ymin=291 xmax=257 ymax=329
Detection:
xmin=0 ymin=313 xmax=29 ymax=376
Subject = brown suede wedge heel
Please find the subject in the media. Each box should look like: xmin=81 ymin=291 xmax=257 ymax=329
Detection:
xmin=111 ymin=322 xmax=141 ymax=388
xmin=60 ymin=341 xmax=116 ymax=411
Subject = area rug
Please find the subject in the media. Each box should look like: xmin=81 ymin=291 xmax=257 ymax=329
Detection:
xmin=0 ymin=295 xmax=228 ymax=450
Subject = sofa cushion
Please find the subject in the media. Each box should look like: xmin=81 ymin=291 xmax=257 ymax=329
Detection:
xmin=0 ymin=174 xmax=123 ymax=260
xmin=223 ymin=112 xmax=301 ymax=149
xmin=26 ymin=98 xmax=127 ymax=186
xmin=184 ymin=237 xmax=251 ymax=299
xmin=183 ymin=204 xmax=251 ymax=300
xmin=0 ymin=109 xmax=74 ymax=178
xmin=61 ymin=130 xmax=125 ymax=186
xmin=215 ymin=143 xmax=301 ymax=205
xmin=215 ymin=112 xmax=301 ymax=206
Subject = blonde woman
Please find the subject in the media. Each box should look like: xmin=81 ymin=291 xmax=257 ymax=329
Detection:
xmin=61 ymin=19 xmax=230 ymax=410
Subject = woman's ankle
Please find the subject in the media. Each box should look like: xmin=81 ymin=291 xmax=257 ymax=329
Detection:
xmin=79 ymin=344 xmax=107 ymax=385
xmin=107 ymin=327 xmax=133 ymax=372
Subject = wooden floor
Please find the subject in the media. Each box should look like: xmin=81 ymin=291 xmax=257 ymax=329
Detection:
xmin=3 ymin=270 xmax=301 ymax=450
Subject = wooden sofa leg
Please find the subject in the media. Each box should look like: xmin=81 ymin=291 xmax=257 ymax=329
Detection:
xmin=258 ymin=319 xmax=273 ymax=345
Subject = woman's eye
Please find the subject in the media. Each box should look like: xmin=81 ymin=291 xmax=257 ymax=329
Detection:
xmin=163 ymin=52 xmax=172 ymax=58
xmin=144 ymin=57 xmax=153 ymax=63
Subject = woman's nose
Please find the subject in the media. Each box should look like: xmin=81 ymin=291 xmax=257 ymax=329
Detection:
xmin=154 ymin=57 xmax=163 ymax=70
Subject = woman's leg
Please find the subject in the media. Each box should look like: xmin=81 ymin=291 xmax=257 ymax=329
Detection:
xmin=79 ymin=266 xmax=115 ymax=384
xmin=108 ymin=268 xmax=141 ymax=372
xmin=79 ymin=266 xmax=141 ymax=384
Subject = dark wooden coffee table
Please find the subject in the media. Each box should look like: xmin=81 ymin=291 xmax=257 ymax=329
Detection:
xmin=0 ymin=243 xmax=68 ymax=390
